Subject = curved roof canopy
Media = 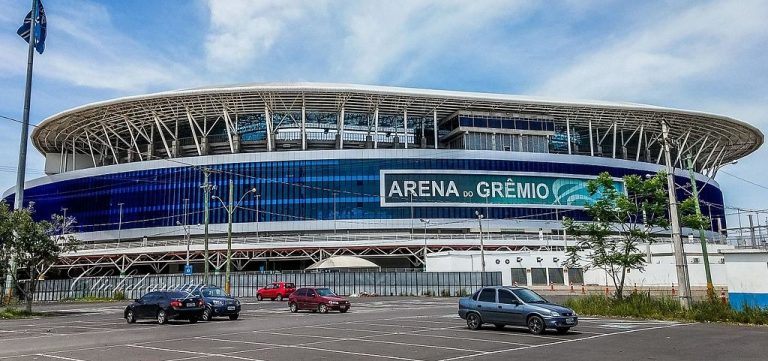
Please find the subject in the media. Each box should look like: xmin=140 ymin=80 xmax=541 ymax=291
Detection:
xmin=32 ymin=83 xmax=763 ymax=172
xmin=306 ymin=256 xmax=380 ymax=271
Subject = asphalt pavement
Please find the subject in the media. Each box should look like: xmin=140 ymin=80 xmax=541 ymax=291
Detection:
xmin=0 ymin=297 xmax=766 ymax=361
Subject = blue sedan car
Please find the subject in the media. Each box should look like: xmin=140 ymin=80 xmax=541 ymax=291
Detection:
xmin=188 ymin=285 xmax=241 ymax=321
xmin=458 ymin=286 xmax=578 ymax=334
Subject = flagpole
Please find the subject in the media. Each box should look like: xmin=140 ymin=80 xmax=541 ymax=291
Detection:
xmin=4 ymin=0 xmax=38 ymax=302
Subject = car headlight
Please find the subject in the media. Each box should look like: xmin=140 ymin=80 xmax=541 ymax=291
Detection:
xmin=235 ymin=299 xmax=240 ymax=306
xmin=328 ymin=301 xmax=338 ymax=305
xmin=212 ymin=300 xmax=224 ymax=306
xmin=549 ymin=311 xmax=560 ymax=317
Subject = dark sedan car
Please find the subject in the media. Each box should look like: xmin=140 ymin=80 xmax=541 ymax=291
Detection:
xmin=124 ymin=291 xmax=204 ymax=324
xmin=189 ymin=285 xmax=241 ymax=321
xmin=458 ymin=286 xmax=578 ymax=334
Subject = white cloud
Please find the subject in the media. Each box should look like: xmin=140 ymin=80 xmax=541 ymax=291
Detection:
xmin=0 ymin=1 xmax=200 ymax=93
xmin=532 ymin=0 xmax=768 ymax=102
xmin=204 ymin=0 xmax=326 ymax=73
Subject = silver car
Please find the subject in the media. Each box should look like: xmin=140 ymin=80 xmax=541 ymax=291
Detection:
xmin=458 ymin=286 xmax=578 ymax=334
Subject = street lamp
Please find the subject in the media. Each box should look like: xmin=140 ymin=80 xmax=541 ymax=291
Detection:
xmin=176 ymin=198 xmax=191 ymax=272
xmin=475 ymin=211 xmax=486 ymax=275
xmin=419 ymin=219 xmax=430 ymax=269
xmin=211 ymin=179 xmax=257 ymax=295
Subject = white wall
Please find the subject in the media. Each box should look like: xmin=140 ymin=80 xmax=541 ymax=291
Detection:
xmin=722 ymin=251 xmax=768 ymax=293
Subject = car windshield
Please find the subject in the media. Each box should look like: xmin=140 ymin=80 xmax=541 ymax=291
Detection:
xmin=317 ymin=288 xmax=336 ymax=296
xmin=511 ymin=289 xmax=548 ymax=303
xmin=202 ymin=288 xmax=227 ymax=297
xmin=169 ymin=291 xmax=192 ymax=299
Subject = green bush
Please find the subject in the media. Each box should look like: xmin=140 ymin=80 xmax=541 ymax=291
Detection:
xmin=455 ymin=288 xmax=470 ymax=297
xmin=565 ymin=294 xmax=768 ymax=325
xmin=440 ymin=289 xmax=451 ymax=297
xmin=113 ymin=291 xmax=126 ymax=301
xmin=422 ymin=290 xmax=434 ymax=297
xmin=0 ymin=307 xmax=44 ymax=319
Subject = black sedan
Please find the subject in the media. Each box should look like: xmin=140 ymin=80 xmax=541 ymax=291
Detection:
xmin=124 ymin=291 xmax=204 ymax=324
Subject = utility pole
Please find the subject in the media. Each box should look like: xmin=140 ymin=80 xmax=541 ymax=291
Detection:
xmin=225 ymin=179 xmax=233 ymax=295
xmin=748 ymin=214 xmax=756 ymax=247
xmin=475 ymin=211 xmax=486 ymax=275
xmin=420 ymin=219 xmax=430 ymax=269
xmin=183 ymin=199 xmax=189 ymax=268
xmin=201 ymin=169 xmax=211 ymax=285
xmin=686 ymin=155 xmax=714 ymax=298
xmin=118 ymin=202 xmax=125 ymax=278
xmin=662 ymin=120 xmax=692 ymax=308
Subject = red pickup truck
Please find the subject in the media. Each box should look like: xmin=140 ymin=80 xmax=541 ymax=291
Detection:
xmin=256 ymin=282 xmax=296 ymax=301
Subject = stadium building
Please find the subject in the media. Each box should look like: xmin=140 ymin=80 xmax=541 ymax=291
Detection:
xmin=4 ymin=83 xmax=762 ymax=273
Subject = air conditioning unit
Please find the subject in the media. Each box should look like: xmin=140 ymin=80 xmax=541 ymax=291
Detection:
xmin=691 ymin=257 xmax=700 ymax=264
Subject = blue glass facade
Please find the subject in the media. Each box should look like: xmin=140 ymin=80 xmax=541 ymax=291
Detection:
xmin=7 ymin=157 xmax=726 ymax=235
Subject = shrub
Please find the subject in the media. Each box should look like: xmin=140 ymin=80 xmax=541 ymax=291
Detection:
xmin=565 ymin=294 xmax=768 ymax=325
xmin=440 ymin=289 xmax=451 ymax=297
xmin=113 ymin=291 xmax=126 ymax=301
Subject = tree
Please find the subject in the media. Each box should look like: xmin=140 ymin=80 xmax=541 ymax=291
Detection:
xmin=0 ymin=202 xmax=15 ymax=303
xmin=3 ymin=206 xmax=79 ymax=312
xmin=563 ymin=172 xmax=670 ymax=300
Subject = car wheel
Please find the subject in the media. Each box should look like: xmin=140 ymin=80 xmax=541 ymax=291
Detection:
xmin=229 ymin=314 xmax=239 ymax=321
xmin=527 ymin=315 xmax=545 ymax=335
xmin=494 ymin=324 xmax=505 ymax=330
xmin=201 ymin=307 xmax=212 ymax=321
xmin=276 ymin=294 xmax=283 ymax=302
xmin=289 ymin=302 xmax=298 ymax=313
xmin=189 ymin=317 xmax=198 ymax=324
xmin=126 ymin=309 xmax=136 ymax=324
xmin=556 ymin=327 xmax=570 ymax=334
xmin=157 ymin=309 xmax=168 ymax=325
xmin=466 ymin=313 xmax=482 ymax=330
xmin=318 ymin=304 xmax=329 ymax=313
xmin=257 ymin=294 xmax=263 ymax=301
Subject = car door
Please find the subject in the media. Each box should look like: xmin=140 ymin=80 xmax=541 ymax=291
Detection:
xmin=264 ymin=284 xmax=276 ymax=298
xmin=305 ymin=289 xmax=317 ymax=309
xmin=136 ymin=292 xmax=155 ymax=318
xmin=497 ymin=289 xmax=525 ymax=325
xmin=293 ymin=289 xmax=306 ymax=309
xmin=474 ymin=288 xmax=500 ymax=323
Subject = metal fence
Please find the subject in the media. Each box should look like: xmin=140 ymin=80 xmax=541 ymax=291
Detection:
xmin=30 ymin=271 xmax=502 ymax=302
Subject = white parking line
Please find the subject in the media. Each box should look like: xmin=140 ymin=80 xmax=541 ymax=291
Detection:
xmin=256 ymin=330 xmax=485 ymax=353
xmin=201 ymin=337 xmax=422 ymax=361
xmin=437 ymin=323 xmax=688 ymax=361
xmin=35 ymin=354 xmax=86 ymax=361
xmin=129 ymin=344 xmax=264 ymax=361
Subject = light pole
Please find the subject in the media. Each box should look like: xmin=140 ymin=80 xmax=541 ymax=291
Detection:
xmin=179 ymin=198 xmax=190 ymax=269
xmin=255 ymin=193 xmax=261 ymax=240
xmin=419 ymin=219 xmax=430 ymax=269
xmin=201 ymin=169 xmax=212 ymax=285
xmin=117 ymin=202 xmax=125 ymax=278
xmin=475 ymin=211 xmax=486 ymax=275
xmin=61 ymin=207 xmax=68 ymax=237
xmin=661 ymin=120 xmax=692 ymax=309
xmin=686 ymin=155 xmax=714 ymax=299
xmin=212 ymin=179 xmax=257 ymax=295
xmin=333 ymin=192 xmax=338 ymax=235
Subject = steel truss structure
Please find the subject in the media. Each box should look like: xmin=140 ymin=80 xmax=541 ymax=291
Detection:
xmin=33 ymin=83 xmax=762 ymax=176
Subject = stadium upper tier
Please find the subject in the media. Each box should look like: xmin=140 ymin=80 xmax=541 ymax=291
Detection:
xmin=33 ymin=83 xmax=762 ymax=175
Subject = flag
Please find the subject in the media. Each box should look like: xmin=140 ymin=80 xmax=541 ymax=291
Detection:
xmin=17 ymin=0 xmax=47 ymax=54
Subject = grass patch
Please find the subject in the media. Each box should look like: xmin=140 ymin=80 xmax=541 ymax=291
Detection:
xmin=0 ymin=307 xmax=44 ymax=319
xmin=59 ymin=295 xmax=125 ymax=303
xmin=565 ymin=293 xmax=768 ymax=325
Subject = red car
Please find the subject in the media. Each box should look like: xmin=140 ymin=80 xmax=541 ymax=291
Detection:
xmin=256 ymin=282 xmax=296 ymax=301
xmin=288 ymin=287 xmax=350 ymax=313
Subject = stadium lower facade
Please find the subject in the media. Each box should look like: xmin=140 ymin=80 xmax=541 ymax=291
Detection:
xmin=4 ymin=83 xmax=762 ymax=273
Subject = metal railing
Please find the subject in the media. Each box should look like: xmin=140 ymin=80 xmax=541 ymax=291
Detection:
xmin=29 ymin=271 xmax=502 ymax=302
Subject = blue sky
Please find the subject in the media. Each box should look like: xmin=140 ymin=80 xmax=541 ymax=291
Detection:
xmin=0 ymin=0 xmax=766 ymax=229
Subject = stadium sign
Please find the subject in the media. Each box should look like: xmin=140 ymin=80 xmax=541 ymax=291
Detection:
xmin=380 ymin=170 xmax=624 ymax=209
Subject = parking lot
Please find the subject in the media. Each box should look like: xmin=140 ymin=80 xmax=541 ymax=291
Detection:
xmin=1 ymin=298 xmax=767 ymax=361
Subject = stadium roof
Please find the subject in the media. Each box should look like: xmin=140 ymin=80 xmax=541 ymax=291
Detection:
xmin=32 ymin=82 xmax=763 ymax=168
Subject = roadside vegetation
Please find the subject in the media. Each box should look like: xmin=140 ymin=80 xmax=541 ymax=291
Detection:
xmin=0 ymin=307 xmax=44 ymax=319
xmin=565 ymin=293 xmax=768 ymax=325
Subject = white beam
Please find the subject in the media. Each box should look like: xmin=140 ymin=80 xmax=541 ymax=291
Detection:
xmin=222 ymin=107 xmax=236 ymax=154
xmin=588 ymin=119 xmax=594 ymax=156
xmin=301 ymin=101 xmax=307 ymax=150
xmin=185 ymin=108 xmax=202 ymax=156
xmin=635 ymin=125 xmax=644 ymax=162
xmin=433 ymin=110 xmax=438 ymax=149
xmin=152 ymin=113 xmax=173 ymax=159
xmin=265 ymin=105 xmax=272 ymax=152
xmin=339 ymin=107 xmax=345 ymax=149
xmin=565 ymin=118 xmax=572 ymax=155
xmin=374 ymin=106 xmax=379 ymax=148
xmin=403 ymin=108 xmax=408 ymax=149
